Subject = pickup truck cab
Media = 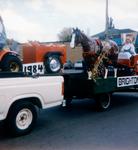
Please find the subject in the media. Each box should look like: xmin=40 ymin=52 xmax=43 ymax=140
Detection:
xmin=0 ymin=73 xmax=63 ymax=136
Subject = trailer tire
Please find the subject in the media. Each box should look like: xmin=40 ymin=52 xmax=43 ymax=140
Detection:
xmin=44 ymin=55 xmax=62 ymax=73
xmin=5 ymin=101 xmax=37 ymax=137
xmin=1 ymin=54 xmax=22 ymax=72
xmin=95 ymin=93 xmax=111 ymax=111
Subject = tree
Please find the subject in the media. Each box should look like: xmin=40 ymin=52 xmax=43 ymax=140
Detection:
xmin=58 ymin=27 xmax=72 ymax=42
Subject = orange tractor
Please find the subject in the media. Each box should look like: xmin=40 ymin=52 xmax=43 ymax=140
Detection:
xmin=0 ymin=16 xmax=22 ymax=72
xmin=22 ymin=42 xmax=66 ymax=74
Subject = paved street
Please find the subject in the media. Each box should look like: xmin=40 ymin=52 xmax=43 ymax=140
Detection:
xmin=0 ymin=93 xmax=138 ymax=150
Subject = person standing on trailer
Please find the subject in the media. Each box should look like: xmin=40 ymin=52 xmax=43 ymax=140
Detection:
xmin=120 ymin=37 xmax=136 ymax=59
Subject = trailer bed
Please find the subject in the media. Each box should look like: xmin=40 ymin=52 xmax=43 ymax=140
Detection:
xmin=63 ymin=69 xmax=138 ymax=110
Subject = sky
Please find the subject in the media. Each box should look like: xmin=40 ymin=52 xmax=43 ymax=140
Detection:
xmin=0 ymin=0 xmax=138 ymax=42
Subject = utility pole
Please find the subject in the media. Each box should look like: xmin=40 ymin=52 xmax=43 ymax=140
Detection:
xmin=105 ymin=0 xmax=109 ymax=40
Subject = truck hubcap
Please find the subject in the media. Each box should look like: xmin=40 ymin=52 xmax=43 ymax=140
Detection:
xmin=16 ymin=109 xmax=33 ymax=130
xmin=50 ymin=58 xmax=60 ymax=72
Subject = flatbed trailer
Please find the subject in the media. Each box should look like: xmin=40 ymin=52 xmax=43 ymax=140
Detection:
xmin=63 ymin=69 xmax=138 ymax=111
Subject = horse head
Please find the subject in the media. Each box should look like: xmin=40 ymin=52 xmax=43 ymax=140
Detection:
xmin=70 ymin=28 xmax=83 ymax=48
xmin=70 ymin=28 xmax=91 ymax=51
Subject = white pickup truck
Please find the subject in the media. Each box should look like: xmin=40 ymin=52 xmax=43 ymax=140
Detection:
xmin=0 ymin=73 xmax=63 ymax=136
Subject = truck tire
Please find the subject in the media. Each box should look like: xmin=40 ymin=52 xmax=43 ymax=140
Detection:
xmin=5 ymin=101 xmax=37 ymax=137
xmin=44 ymin=55 xmax=62 ymax=73
xmin=1 ymin=54 xmax=22 ymax=72
xmin=95 ymin=93 xmax=111 ymax=111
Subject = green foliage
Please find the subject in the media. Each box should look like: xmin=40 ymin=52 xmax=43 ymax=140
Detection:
xmin=58 ymin=27 xmax=72 ymax=42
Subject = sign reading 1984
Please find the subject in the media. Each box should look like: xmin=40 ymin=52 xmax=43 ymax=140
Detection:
xmin=117 ymin=76 xmax=138 ymax=87
xmin=23 ymin=62 xmax=45 ymax=75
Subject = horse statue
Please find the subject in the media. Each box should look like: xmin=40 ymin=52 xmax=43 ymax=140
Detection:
xmin=70 ymin=28 xmax=119 ymax=79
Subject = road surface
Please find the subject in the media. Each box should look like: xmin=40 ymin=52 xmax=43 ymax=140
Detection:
xmin=0 ymin=93 xmax=138 ymax=150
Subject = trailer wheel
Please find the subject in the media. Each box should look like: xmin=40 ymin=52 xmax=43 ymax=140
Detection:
xmin=5 ymin=101 xmax=37 ymax=137
xmin=95 ymin=93 xmax=111 ymax=111
xmin=1 ymin=54 xmax=22 ymax=72
xmin=44 ymin=55 xmax=62 ymax=73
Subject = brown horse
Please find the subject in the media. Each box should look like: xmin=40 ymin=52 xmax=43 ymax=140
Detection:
xmin=70 ymin=28 xmax=119 ymax=78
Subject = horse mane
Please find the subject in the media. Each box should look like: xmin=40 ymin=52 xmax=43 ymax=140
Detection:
xmin=79 ymin=32 xmax=103 ymax=53
xmin=79 ymin=32 xmax=91 ymax=51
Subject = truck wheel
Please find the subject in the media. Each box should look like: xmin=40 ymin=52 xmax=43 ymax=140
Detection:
xmin=44 ymin=55 xmax=62 ymax=73
xmin=5 ymin=102 xmax=37 ymax=137
xmin=1 ymin=54 xmax=22 ymax=72
xmin=95 ymin=93 xmax=111 ymax=111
